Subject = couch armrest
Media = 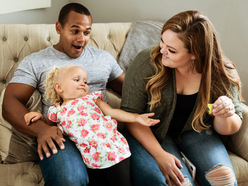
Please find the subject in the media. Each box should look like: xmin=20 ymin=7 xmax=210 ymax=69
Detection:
xmin=223 ymin=103 xmax=248 ymax=162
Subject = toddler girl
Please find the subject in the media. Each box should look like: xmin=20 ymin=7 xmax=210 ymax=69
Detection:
xmin=24 ymin=65 xmax=159 ymax=186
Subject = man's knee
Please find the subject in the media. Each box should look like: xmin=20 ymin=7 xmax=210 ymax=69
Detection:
xmin=205 ymin=165 xmax=236 ymax=186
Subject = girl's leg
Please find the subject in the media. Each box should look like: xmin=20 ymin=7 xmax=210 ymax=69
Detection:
xmin=104 ymin=157 xmax=131 ymax=186
xmin=40 ymin=136 xmax=89 ymax=186
xmin=87 ymin=158 xmax=131 ymax=186
xmin=122 ymin=129 xmax=193 ymax=186
xmin=179 ymin=129 xmax=237 ymax=186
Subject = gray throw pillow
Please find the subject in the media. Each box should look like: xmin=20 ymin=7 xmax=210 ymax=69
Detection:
xmin=118 ymin=20 xmax=164 ymax=72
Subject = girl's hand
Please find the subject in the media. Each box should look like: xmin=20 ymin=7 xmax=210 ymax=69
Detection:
xmin=24 ymin=112 xmax=43 ymax=125
xmin=135 ymin=113 xmax=160 ymax=126
xmin=156 ymin=151 xmax=184 ymax=186
xmin=212 ymin=96 xmax=235 ymax=118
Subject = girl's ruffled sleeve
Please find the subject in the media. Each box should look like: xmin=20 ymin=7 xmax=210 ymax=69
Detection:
xmin=47 ymin=105 xmax=58 ymax=122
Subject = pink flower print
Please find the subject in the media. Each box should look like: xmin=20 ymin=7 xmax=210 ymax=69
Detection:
xmin=81 ymin=129 xmax=89 ymax=138
xmin=97 ymin=133 xmax=106 ymax=139
xmin=71 ymin=99 xmax=79 ymax=105
xmin=79 ymin=111 xmax=88 ymax=117
xmin=83 ymin=147 xmax=90 ymax=153
xmin=95 ymin=92 xmax=103 ymax=100
xmin=101 ymin=116 xmax=108 ymax=121
xmin=107 ymin=152 xmax=117 ymax=161
xmin=92 ymin=163 xmax=100 ymax=168
xmin=119 ymin=157 xmax=125 ymax=162
xmin=86 ymin=101 xmax=95 ymax=107
xmin=65 ymin=120 xmax=72 ymax=129
xmin=94 ymin=107 xmax=101 ymax=114
xmin=61 ymin=120 xmax=66 ymax=126
xmin=49 ymin=113 xmax=57 ymax=122
xmin=80 ymin=143 xmax=88 ymax=148
xmin=105 ymin=143 xmax=111 ymax=148
xmin=78 ymin=118 xmax=87 ymax=127
xmin=91 ymin=113 xmax=100 ymax=120
xmin=68 ymin=132 xmax=74 ymax=137
xmin=72 ymin=138 xmax=78 ymax=143
xmin=113 ymin=119 xmax=117 ymax=125
xmin=83 ymin=156 xmax=90 ymax=165
xmin=117 ymin=146 xmax=125 ymax=153
xmin=77 ymin=105 xmax=86 ymax=112
xmin=105 ymin=122 xmax=113 ymax=131
xmin=67 ymin=109 xmax=75 ymax=117
xmin=121 ymin=137 xmax=128 ymax=145
xmin=89 ymin=139 xmax=98 ymax=149
xmin=61 ymin=107 xmax=67 ymax=115
xmin=113 ymin=127 xmax=117 ymax=135
xmin=92 ymin=152 xmax=100 ymax=162
xmin=91 ymin=124 xmax=100 ymax=132
xmin=110 ymin=135 xmax=117 ymax=143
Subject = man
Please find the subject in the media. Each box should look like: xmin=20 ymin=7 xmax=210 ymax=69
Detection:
xmin=2 ymin=3 xmax=125 ymax=186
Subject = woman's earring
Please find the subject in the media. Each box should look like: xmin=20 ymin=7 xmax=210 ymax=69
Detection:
xmin=191 ymin=60 xmax=195 ymax=68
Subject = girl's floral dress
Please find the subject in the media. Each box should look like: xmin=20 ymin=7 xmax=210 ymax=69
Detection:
xmin=47 ymin=91 xmax=131 ymax=169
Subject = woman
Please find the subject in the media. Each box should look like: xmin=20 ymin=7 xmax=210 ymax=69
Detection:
xmin=121 ymin=10 xmax=243 ymax=186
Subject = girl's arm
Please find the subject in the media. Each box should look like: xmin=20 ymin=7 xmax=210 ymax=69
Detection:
xmin=95 ymin=98 xmax=160 ymax=126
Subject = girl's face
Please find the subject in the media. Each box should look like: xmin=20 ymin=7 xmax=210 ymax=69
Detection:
xmin=56 ymin=66 xmax=89 ymax=103
xmin=160 ymin=29 xmax=195 ymax=71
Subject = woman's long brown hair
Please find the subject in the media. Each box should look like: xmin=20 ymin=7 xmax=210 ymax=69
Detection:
xmin=146 ymin=10 xmax=242 ymax=132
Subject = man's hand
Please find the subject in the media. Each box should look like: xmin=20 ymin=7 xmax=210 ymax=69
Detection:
xmin=37 ymin=125 xmax=65 ymax=160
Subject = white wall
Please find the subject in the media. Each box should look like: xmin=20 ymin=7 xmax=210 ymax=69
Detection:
xmin=0 ymin=0 xmax=69 ymax=24
xmin=1 ymin=0 xmax=247 ymax=101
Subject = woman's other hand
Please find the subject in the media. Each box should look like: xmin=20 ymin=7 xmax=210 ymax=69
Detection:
xmin=212 ymin=96 xmax=235 ymax=118
xmin=156 ymin=151 xmax=184 ymax=186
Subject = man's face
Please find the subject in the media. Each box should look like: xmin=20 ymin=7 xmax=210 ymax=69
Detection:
xmin=55 ymin=11 xmax=92 ymax=58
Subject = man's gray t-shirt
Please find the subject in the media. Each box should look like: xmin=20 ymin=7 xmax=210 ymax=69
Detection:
xmin=10 ymin=45 xmax=123 ymax=117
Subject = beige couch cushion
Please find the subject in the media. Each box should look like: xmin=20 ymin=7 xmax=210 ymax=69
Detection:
xmin=0 ymin=89 xmax=42 ymax=163
xmin=0 ymin=161 xmax=43 ymax=186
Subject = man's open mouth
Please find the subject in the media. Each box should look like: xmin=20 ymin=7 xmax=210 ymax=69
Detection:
xmin=73 ymin=45 xmax=83 ymax=50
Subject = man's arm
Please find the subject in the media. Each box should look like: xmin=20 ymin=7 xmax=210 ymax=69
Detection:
xmin=2 ymin=83 xmax=65 ymax=160
xmin=107 ymin=72 xmax=125 ymax=95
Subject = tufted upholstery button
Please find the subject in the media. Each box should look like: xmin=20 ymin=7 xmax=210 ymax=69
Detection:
xmin=14 ymin=57 xmax=19 ymax=62
xmin=2 ymin=37 xmax=7 ymax=41
xmin=107 ymin=35 xmax=111 ymax=39
xmin=2 ymin=80 xmax=6 ymax=84
xmin=47 ymin=37 xmax=51 ymax=41
xmin=24 ymin=36 xmax=28 ymax=41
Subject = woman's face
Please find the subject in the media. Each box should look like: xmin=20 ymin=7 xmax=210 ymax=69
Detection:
xmin=160 ymin=29 xmax=195 ymax=71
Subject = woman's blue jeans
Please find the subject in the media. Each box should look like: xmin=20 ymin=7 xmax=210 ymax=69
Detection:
xmin=40 ymin=136 xmax=89 ymax=186
xmin=122 ymin=129 xmax=237 ymax=186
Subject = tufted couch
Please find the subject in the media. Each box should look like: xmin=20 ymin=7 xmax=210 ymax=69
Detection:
xmin=0 ymin=23 xmax=248 ymax=186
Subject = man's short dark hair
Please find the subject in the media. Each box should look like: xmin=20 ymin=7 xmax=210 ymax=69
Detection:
xmin=58 ymin=3 xmax=92 ymax=27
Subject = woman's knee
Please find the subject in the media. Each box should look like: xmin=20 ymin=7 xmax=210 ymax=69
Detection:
xmin=205 ymin=165 xmax=236 ymax=186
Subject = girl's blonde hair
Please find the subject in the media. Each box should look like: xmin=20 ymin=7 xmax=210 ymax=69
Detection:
xmin=44 ymin=65 xmax=74 ymax=105
xmin=146 ymin=10 xmax=242 ymax=132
